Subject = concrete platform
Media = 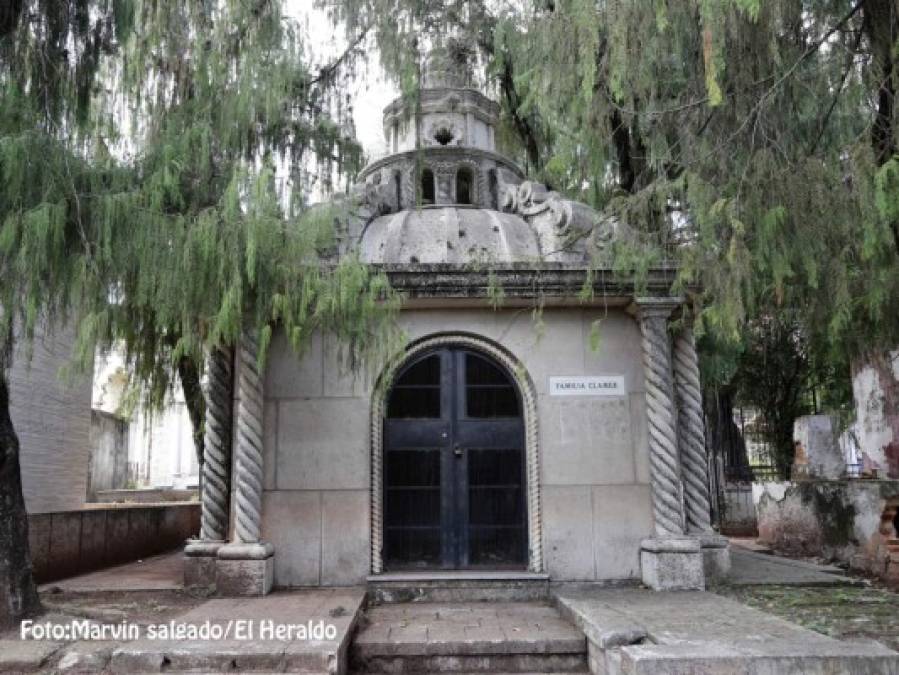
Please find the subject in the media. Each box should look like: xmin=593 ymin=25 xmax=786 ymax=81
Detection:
xmin=39 ymin=550 xmax=184 ymax=592
xmin=0 ymin=588 xmax=365 ymax=673
xmin=0 ymin=638 xmax=64 ymax=672
xmin=352 ymin=601 xmax=588 ymax=672
xmin=727 ymin=548 xmax=856 ymax=586
xmin=109 ymin=589 xmax=365 ymax=673
xmin=554 ymin=586 xmax=899 ymax=674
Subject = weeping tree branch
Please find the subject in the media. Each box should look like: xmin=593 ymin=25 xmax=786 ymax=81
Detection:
xmin=808 ymin=27 xmax=864 ymax=156
xmin=309 ymin=22 xmax=372 ymax=87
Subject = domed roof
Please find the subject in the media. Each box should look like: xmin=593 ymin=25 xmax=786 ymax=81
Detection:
xmin=345 ymin=44 xmax=612 ymax=268
xmin=359 ymin=206 xmax=545 ymax=264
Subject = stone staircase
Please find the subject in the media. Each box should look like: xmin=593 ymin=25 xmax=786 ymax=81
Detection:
xmin=349 ymin=601 xmax=589 ymax=673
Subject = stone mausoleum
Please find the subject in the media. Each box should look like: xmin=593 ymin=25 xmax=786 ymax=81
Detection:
xmin=184 ymin=46 xmax=730 ymax=595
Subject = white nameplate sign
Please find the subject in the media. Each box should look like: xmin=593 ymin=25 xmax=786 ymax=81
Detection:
xmin=549 ymin=376 xmax=626 ymax=397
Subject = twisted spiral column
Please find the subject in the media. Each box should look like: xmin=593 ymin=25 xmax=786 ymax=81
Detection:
xmin=673 ymin=328 xmax=713 ymax=533
xmin=200 ymin=346 xmax=234 ymax=543
xmin=234 ymin=326 xmax=265 ymax=544
xmin=370 ymin=397 xmax=384 ymax=574
xmin=634 ymin=300 xmax=686 ymax=537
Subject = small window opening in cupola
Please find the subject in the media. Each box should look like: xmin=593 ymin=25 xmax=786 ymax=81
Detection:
xmin=421 ymin=168 xmax=435 ymax=205
xmin=456 ymin=167 xmax=473 ymax=205
xmin=433 ymin=127 xmax=454 ymax=145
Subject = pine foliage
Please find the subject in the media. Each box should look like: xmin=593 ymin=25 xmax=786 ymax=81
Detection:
xmin=329 ymin=0 xmax=899 ymax=399
xmin=0 ymin=0 xmax=401 ymax=409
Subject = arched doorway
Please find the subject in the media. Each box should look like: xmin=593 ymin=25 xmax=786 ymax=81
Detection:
xmin=382 ymin=347 xmax=527 ymax=570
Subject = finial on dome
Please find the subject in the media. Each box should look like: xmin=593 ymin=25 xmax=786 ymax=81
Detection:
xmin=422 ymin=38 xmax=475 ymax=89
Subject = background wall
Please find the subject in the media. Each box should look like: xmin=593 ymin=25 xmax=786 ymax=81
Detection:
xmin=257 ymin=306 xmax=653 ymax=586
xmin=9 ymin=323 xmax=93 ymax=514
xmin=29 ymin=503 xmax=200 ymax=582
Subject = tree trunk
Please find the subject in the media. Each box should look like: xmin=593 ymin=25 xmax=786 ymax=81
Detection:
xmin=862 ymin=0 xmax=899 ymax=251
xmin=177 ymin=355 xmax=205 ymax=470
xmin=0 ymin=370 xmax=41 ymax=630
xmin=177 ymin=355 xmax=205 ymax=538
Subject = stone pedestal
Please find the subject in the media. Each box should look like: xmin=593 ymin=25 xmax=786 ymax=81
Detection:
xmin=794 ymin=415 xmax=843 ymax=479
xmin=697 ymin=532 xmax=731 ymax=581
xmin=183 ymin=540 xmax=223 ymax=590
xmin=216 ymin=542 xmax=274 ymax=596
xmin=640 ymin=536 xmax=704 ymax=591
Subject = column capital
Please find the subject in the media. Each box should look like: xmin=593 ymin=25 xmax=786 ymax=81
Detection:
xmin=627 ymin=296 xmax=684 ymax=321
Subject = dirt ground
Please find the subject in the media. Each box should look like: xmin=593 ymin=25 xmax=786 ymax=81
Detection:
xmin=716 ymin=584 xmax=899 ymax=652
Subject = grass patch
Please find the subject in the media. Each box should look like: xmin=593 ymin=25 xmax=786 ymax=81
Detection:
xmin=715 ymin=585 xmax=899 ymax=651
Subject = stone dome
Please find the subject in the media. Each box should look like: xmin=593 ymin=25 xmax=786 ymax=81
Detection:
xmin=357 ymin=204 xmax=603 ymax=265
xmin=343 ymin=45 xmax=614 ymax=267
xmin=359 ymin=207 xmax=541 ymax=264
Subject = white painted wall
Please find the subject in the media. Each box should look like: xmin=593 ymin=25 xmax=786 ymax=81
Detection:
xmin=92 ymin=349 xmax=199 ymax=489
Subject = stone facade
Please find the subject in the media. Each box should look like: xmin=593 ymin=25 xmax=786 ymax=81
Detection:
xmin=257 ymin=308 xmax=653 ymax=586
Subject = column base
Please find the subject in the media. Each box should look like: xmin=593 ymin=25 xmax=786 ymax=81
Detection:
xmin=697 ymin=532 xmax=731 ymax=581
xmin=640 ymin=536 xmax=704 ymax=591
xmin=183 ymin=540 xmax=224 ymax=590
xmin=216 ymin=542 xmax=274 ymax=596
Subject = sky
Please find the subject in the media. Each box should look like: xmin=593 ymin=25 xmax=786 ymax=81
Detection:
xmin=285 ymin=2 xmax=398 ymax=160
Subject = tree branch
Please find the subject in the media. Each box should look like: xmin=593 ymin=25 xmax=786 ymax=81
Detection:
xmin=808 ymin=27 xmax=864 ymax=155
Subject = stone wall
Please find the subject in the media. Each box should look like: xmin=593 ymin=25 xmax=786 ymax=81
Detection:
xmin=756 ymin=480 xmax=899 ymax=583
xmin=9 ymin=323 xmax=93 ymax=514
xmin=29 ymin=503 xmax=200 ymax=583
xmin=254 ymin=307 xmax=654 ymax=586
xmin=88 ymin=410 xmax=130 ymax=498
xmin=719 ymin=483 xmax=757 ymax=536
xmin=852 ymin=349 xmax=899 ymax=478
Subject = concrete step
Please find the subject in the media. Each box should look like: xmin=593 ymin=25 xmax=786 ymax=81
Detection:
xmin=351 ymin=601 xmax=588 ymax=673
xmin=368 ymin=571 xmax=550 ymax=603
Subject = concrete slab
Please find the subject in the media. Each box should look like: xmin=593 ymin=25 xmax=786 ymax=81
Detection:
xmin=0 ymin=639 xmax=63 ymax=672
xmin=728 ymin=537 xmax=772 ymax=553
xmin=54 ymin=640 xmax=117 ymax=672
xmin=39 ymin=550 xmax=183 ymax=592
xmin=108 ymin=588 xmax=365 ymax=674
xmin=554 ymin=586 xmax=899 ymax=674
xmin=727 ymin=548 xmax=856 ymax=586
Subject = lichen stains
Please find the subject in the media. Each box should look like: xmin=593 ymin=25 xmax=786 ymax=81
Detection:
xmin=799 ymin=482 xmax=856 ymax=547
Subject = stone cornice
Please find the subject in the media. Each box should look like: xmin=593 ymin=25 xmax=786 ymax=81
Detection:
xmin=359 ymin=147 xmax=525 ymax=181
xmin=382 ymin=88 xmax=500 ymax=123
xmin=376 ymin=263 xmax=683 ymax=303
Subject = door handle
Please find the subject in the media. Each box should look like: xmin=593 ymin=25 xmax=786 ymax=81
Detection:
xmin=453 ymin=445 xmax=463 ymax=457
